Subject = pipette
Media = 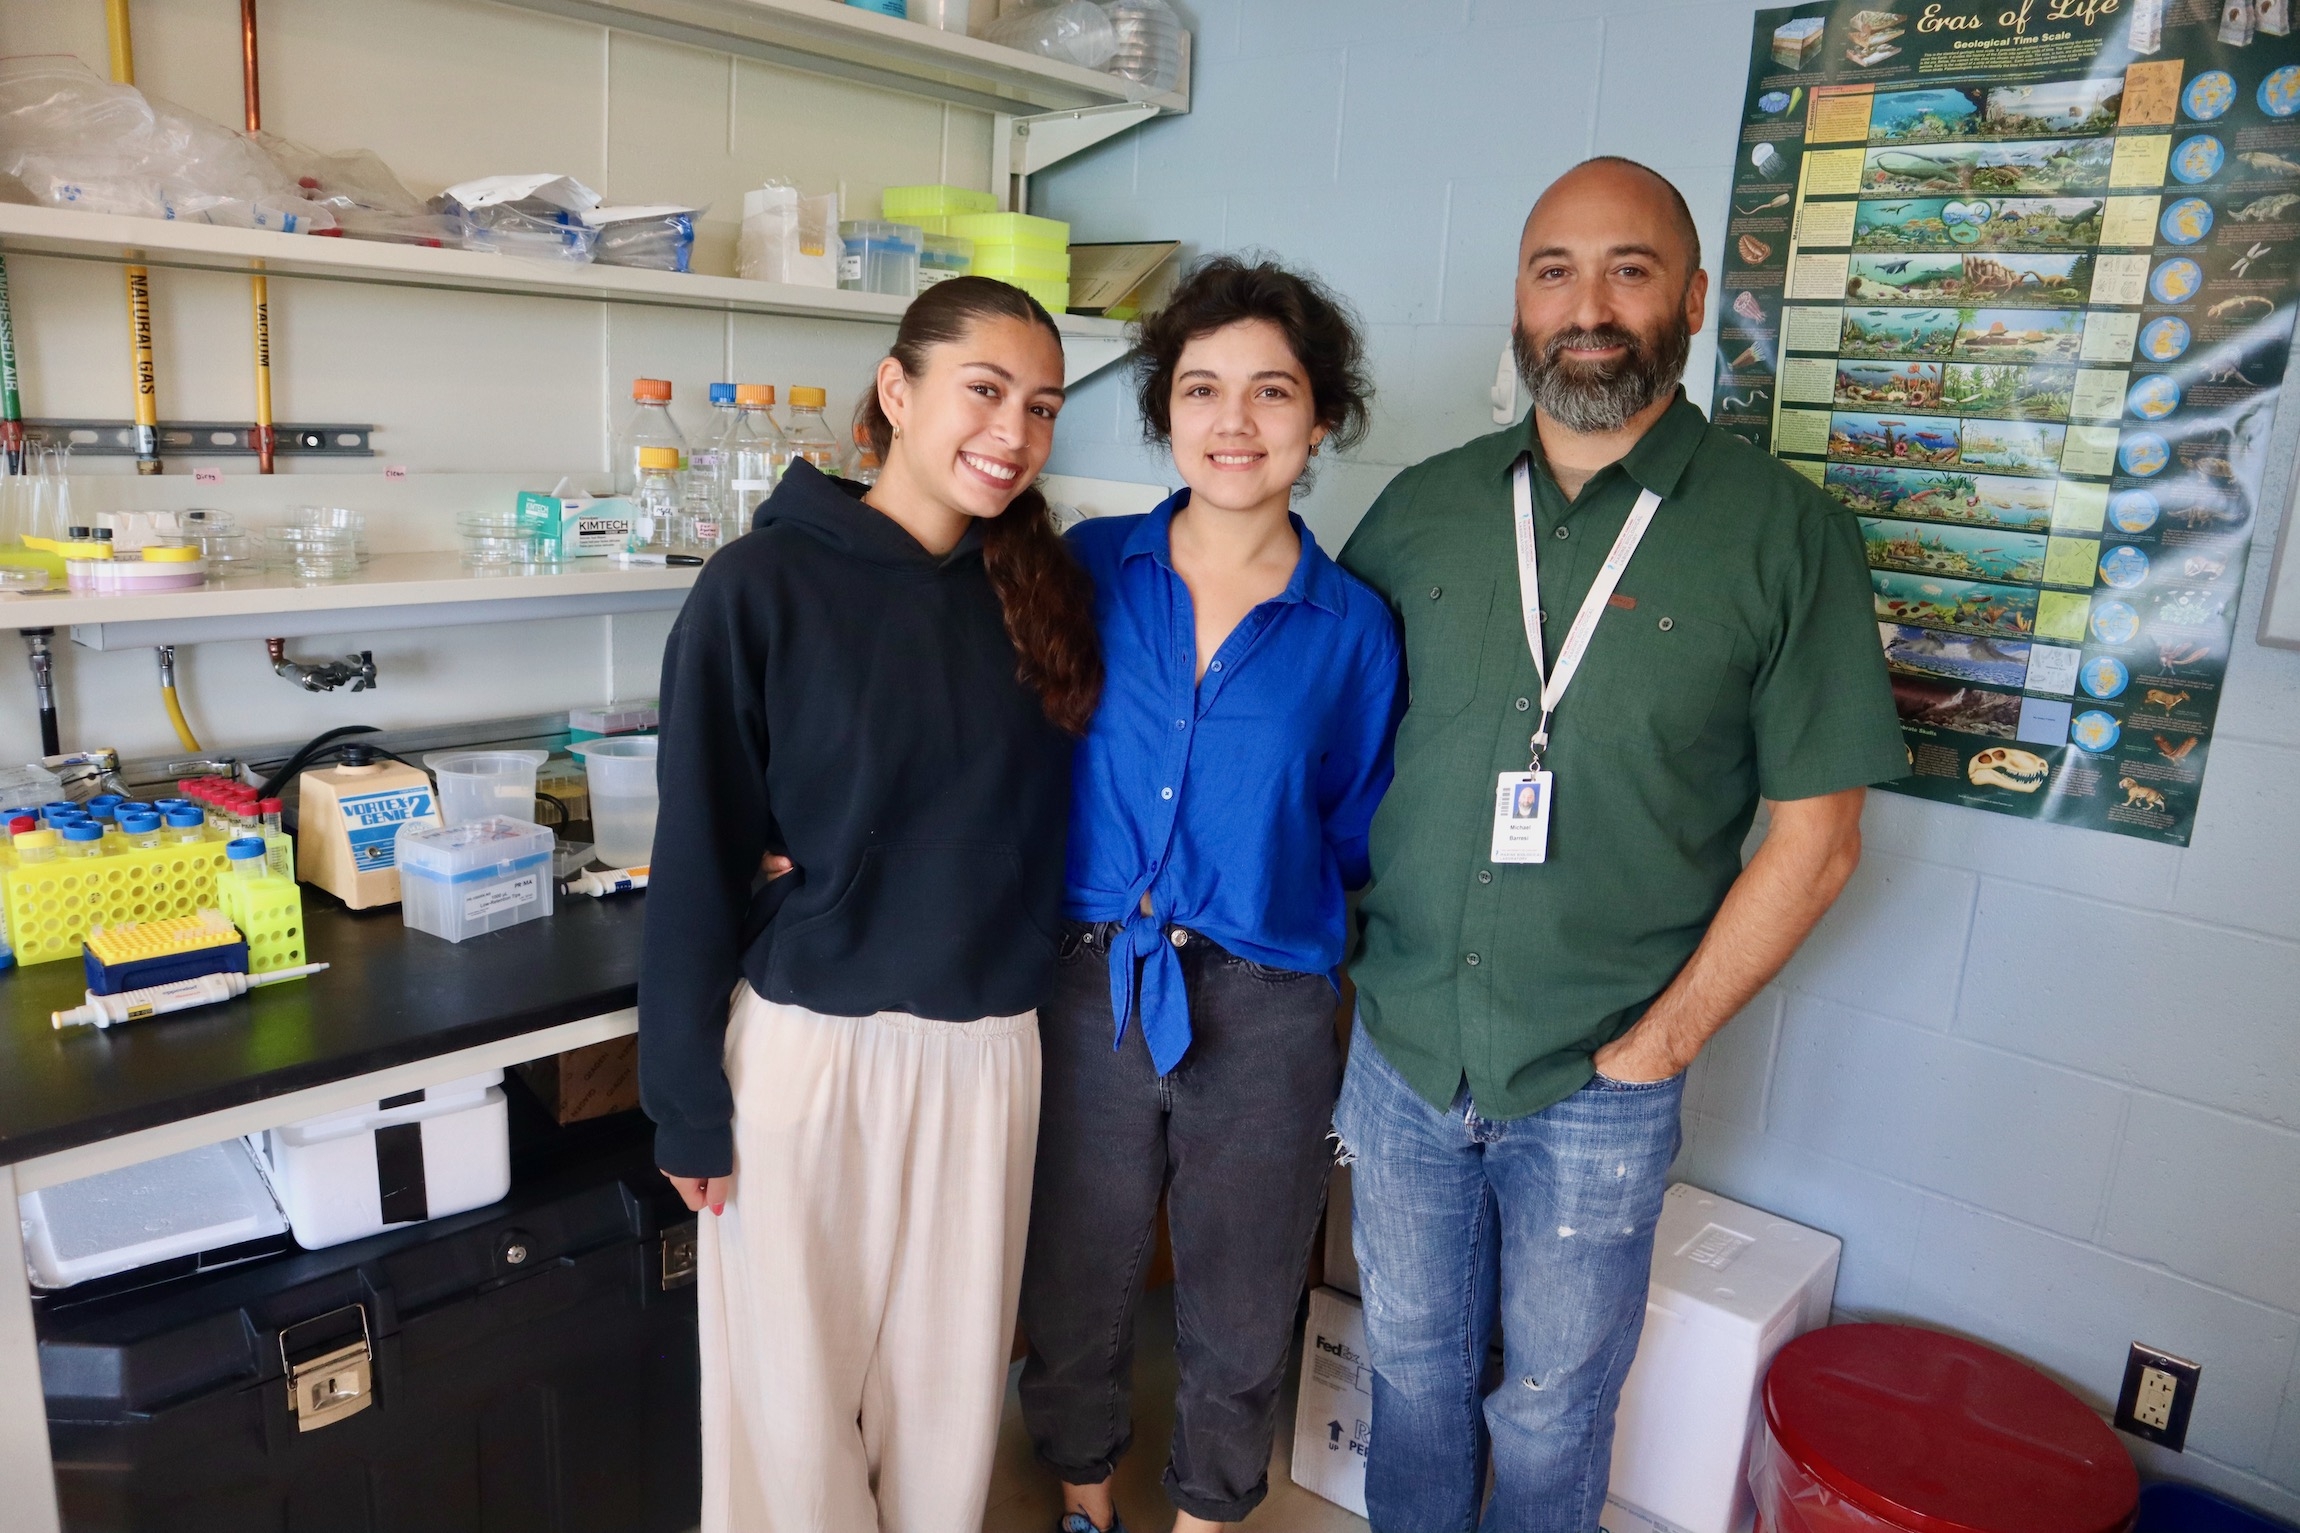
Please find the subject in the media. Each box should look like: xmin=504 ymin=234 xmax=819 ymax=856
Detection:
xmin=54 ymin=962 xmax=330 ymax=1031
xmin=562 ymin=865 xmax=648 ymax=898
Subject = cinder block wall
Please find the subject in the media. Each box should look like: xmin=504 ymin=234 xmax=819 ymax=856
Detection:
xmin=1038 ymin=0 xmax=2300 ymax=1513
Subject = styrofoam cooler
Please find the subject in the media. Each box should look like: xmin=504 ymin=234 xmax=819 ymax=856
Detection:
xmin=1607 ymin=1183 xmax=1841 ymax=1533
xmin=19 ymin=1139 xmax=287 ymax=1289
xmin=1290 ymin=1286 xmax=1373 ymax=1516
xmin=248 ymin=1069 xmax=511 ymax=1249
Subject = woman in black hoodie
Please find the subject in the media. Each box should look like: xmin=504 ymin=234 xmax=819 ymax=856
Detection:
xmin=641 ymin=277 xmax=1100 ymax=1533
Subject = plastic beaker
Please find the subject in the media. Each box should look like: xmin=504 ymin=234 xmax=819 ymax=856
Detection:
xmin=424 ymin=750 xmax=549 ymax=829
xmin=569 ymin=737 xmax=658 ymax=867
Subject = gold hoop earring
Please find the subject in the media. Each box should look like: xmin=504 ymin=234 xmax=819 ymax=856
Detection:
xmin=892 ymin=424 xmax=901 ymax=438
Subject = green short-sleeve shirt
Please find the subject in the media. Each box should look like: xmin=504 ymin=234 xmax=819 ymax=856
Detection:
xmin=1338 ymin=396 xmax=1908 ymax=1120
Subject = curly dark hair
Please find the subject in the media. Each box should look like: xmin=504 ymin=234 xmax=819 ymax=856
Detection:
xmin=1133 ymin=256 xmax=1373 ymax=453
xmin=854 ymin=277 xmax=1102 ymax=736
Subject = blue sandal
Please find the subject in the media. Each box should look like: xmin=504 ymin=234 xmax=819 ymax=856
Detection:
xmin=1058 ymin=1515 xmax=1127 ymax=1533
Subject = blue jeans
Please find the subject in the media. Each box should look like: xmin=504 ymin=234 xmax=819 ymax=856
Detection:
xmin=1332 ymin=1019 xmax=1684 ymax=1533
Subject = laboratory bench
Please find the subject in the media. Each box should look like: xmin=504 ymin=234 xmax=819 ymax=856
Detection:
xmin=0 ymin=889 xmax=650 ymax=1533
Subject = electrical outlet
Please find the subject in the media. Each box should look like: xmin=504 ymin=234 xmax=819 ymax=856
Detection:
xmin=2115 ymin=1342 xmax=2201 ymax=1452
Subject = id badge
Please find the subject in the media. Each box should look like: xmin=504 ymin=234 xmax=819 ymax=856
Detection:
xmin=1490 ymin=771 xmax=1552 ymax=864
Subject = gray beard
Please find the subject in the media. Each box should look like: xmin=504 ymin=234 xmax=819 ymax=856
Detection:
xmin=1513 ymin=316 xmax=1691 ymax=434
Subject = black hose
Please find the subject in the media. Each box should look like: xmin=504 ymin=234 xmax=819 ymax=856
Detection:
xmin=254 ymin=724 xmax=380 ymax=800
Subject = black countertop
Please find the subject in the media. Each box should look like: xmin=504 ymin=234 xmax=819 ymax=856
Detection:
xmin=0 ymin=891 xmax=646 ymax=1166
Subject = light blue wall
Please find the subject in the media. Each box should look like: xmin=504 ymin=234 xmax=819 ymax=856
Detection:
xmin=1038 ymin=0 xmax=2300 ymax=1514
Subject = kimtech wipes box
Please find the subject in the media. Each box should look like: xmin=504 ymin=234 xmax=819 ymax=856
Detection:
xmin=1290 ymin=1286 xmax=1373 ymax=1516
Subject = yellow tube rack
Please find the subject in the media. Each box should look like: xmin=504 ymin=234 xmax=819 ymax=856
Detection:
xmin=3 ymin=842 xmax=232 ymax=966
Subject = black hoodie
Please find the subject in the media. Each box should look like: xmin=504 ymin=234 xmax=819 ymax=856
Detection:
xmin=640 ymin=461 xmax=1074 ymax=1177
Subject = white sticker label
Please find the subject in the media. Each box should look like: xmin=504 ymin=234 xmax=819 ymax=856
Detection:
xmin=464 ymin=873 xmax=539 ymax=921
xmin=193 ymin=467 xmax=222 ymax=485
xmin=839 ymin=253 xmax=863 ymax=282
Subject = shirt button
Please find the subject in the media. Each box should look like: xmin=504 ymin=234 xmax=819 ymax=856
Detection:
xmin=1465 ymin=952 xmax=1481 ymax=967
xmin=1553 ymin=526 xmax=1569 ymax=540
xmin=1160 ymin=787 xmax=1174 ymax=800
xmin=1429 ymin=586 xmax=1443 ymax=600
xmin=1210 ymin=660 xmax=1223 ymax=672
xmin=1515 ymin=696 xmax=1530 ymax=712
xmin=1477 ymin=870 xmax=1493 ymax=884
xmin=1174 ymin=718 xmax=1187 ymax=730
xmin=1658 ymin=616 xmax=1675 ymax=631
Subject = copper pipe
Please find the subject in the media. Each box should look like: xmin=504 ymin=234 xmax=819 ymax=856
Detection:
xmin=240 ymin=0 xmax=261 ymax=134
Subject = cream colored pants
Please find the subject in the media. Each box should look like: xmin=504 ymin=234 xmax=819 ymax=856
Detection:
xmin=698 ymin=984 xmax=1041 ymax=1533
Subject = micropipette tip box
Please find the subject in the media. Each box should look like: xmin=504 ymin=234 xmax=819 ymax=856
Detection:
xmin=82 ymin=911 xmax=249 ymax=995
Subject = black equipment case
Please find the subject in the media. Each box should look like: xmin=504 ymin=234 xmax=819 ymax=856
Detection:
xmin=36 ymin=1120 xmax=700 ymax=1533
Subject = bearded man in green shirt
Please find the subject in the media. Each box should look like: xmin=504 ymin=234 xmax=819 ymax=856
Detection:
xmin=1333 ymin=156 xmax=1907 ymax=1531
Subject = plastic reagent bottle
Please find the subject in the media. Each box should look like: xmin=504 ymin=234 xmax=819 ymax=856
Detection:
xmin=615 ymin=378 xmax=688 ymax=496
xmin=120 ymin=812 xmax=163 ymax=850
xmin=13 ymin=828 xmax=58 ymax=864
xmin=167 ymin=807 xmax=207 ymax=844
xmin=781 ymin=387 xmax=840 ymax=478
xmin=632 ymin=446 xmax=683 ymax=553
xmin=59 ymin=822 xmax=103 ymax=858
xmin=259 ymin=797 xmax=294 ymax=879
xmin=226 ymin=836 xmax=269 ymax=881
xmin=728 ymin=384 xmax=786 ymax=531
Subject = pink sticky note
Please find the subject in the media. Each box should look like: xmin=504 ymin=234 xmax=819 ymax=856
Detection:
xmin=193 ymin=467 xmax=222 ymax=485
xmin=384 ymin=465 xmax=408 ymax=481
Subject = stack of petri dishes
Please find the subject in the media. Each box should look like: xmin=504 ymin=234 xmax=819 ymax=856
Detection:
xmin=165 ymin=509 xmax=259 ymax=571
xmin=264 ymin=524 xmax=361 ymax=583
xmin=456 ymin=508 xmax=561 ymax=574
xmin=295 ymin=507 xmax=370 ymax=566
xmin=1104 ymin=0 xmax=1183 ymax=92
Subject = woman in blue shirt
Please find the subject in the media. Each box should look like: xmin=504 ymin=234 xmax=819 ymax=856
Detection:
xmin=1019 ymin=258 xmax=1402 ymax=1533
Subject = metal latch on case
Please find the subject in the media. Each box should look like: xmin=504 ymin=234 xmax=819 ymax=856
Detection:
xmin=280 ymin=1304 xmax=374 ymax=1432
xmin=662 ymin=1219 xmax=698 ymax=1290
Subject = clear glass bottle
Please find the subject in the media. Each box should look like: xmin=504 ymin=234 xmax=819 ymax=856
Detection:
xmin=632 ymin=446 xmax=683 ymax=553
xmin=781 ymin=387 xmax=840 ymax=479
xmin=687 ymin=383 xmax=741 ymax=530
xmin=727 ymin=385 xmax=787 ymax=531
xmin=613 ymin=378 xmax=688 ymax=496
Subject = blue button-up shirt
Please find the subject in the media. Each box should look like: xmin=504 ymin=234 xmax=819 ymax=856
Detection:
xmin=1065 ymin=492 xmax=1404 ymax=1074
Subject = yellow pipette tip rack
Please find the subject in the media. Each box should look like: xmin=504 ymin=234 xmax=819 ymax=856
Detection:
xmin=84 ymin=909 xmax=239 ymax=967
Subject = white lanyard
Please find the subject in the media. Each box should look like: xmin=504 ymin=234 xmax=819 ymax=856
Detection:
xmin=1510 ymin=455 xmax=1663 ymax=770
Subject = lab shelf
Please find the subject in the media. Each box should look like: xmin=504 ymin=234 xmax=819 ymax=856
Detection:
xmin=0 ymin=205 xmax=1134 ymax=384
xmin=0 ymin=550 xmax=696 ymax=648
xmin=480 ymin=0 xmax=1190 ymax=117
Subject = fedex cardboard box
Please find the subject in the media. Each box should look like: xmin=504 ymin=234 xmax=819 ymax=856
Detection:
xmin=1290 ymin=1286 xmax=1372 ymax=1516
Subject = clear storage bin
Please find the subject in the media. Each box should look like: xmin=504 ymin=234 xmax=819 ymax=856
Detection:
xmin=396 ymin=816 xmax=555 ymax=943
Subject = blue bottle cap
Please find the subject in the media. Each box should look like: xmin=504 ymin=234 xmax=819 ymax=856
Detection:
xmin=87 ymin=801 xmax=120 ymax=823
xmin=226 ymin=836 xmax=267 ymax=860
xmin=40 ymin=801 xmax=77 ymax=820
xmin=60 ymin=822 xmax=103 ymax=842
xmin=119 ymin=812 xmax=162 ymax=834
xmin=87 ymin=794 xmax=125 ymax=809
xmin=116 ymin=801 xmax=153 ymax=815
xmin=165 ymin=808 xmax=205 ymax=828
xmin=709 ymin=382 xmax=738 ymax=405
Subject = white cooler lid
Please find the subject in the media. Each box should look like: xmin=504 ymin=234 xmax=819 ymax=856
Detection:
xmin=21 ymin=1139 xmax=285 ymax=1289
xmin=281 ymin=1069 xmax=504 ymax=1140
xmin=1646 ymin=1182 xmax=1841 ymax=1333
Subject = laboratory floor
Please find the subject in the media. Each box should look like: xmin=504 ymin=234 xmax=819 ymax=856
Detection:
xmin=984 ymin=1287 xmax=1371 ymax=1533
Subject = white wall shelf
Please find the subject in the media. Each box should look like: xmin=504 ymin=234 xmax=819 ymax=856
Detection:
xmin=0 ymin=552 xmax=696 ymax=648
xmin=0 ymin=206 xmax=1133 ymax=385
xmin=481 ymin=0 xmax=1188 ymax=117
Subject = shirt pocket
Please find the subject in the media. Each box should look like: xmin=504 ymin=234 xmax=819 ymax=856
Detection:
xmin=1567 ymin=608 xmax=1732 ymax=754
xmin=1397 ymin=574 xmax=1494 ymax=720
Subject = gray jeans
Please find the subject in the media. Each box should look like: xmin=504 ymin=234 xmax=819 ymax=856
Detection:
xmin=1018 ymin=920 xmax=1343 ymax=1523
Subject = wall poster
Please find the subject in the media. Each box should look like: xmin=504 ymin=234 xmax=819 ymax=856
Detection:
xmin=1721 ymin=0 xmax=2300 ymax=844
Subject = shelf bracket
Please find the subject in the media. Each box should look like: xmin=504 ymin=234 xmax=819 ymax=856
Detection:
xmin=1008 ymin=101 xmax=1159 ymax=213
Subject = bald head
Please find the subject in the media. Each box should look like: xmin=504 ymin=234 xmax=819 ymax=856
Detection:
xmin=1511 ymin=156 xmax=1709 ymax=438
xmin=1525 ymin=157 xmax=1702 ymax=275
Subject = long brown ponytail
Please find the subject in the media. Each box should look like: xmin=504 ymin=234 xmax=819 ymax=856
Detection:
xmin=855 ymin=277 xmax=1103 ymax=736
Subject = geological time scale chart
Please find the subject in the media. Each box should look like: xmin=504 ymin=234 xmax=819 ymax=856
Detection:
xmin=1721 ymin=0 xmax=2300 ymax=843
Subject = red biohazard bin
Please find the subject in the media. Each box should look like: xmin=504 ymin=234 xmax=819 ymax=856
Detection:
xmin=1753 ymin=1323 xmax=2139 ymax=1533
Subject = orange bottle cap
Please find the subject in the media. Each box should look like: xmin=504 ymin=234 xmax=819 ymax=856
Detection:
xmin=632 ymin=378 xmax=672 ymax=402
xmin=789 ymin=386 xmax=827 ymax=408
xmin=638 ymin=447 xmax=681 ymax=470
xmin=735 ymin=384 xmax=776 ymax=407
